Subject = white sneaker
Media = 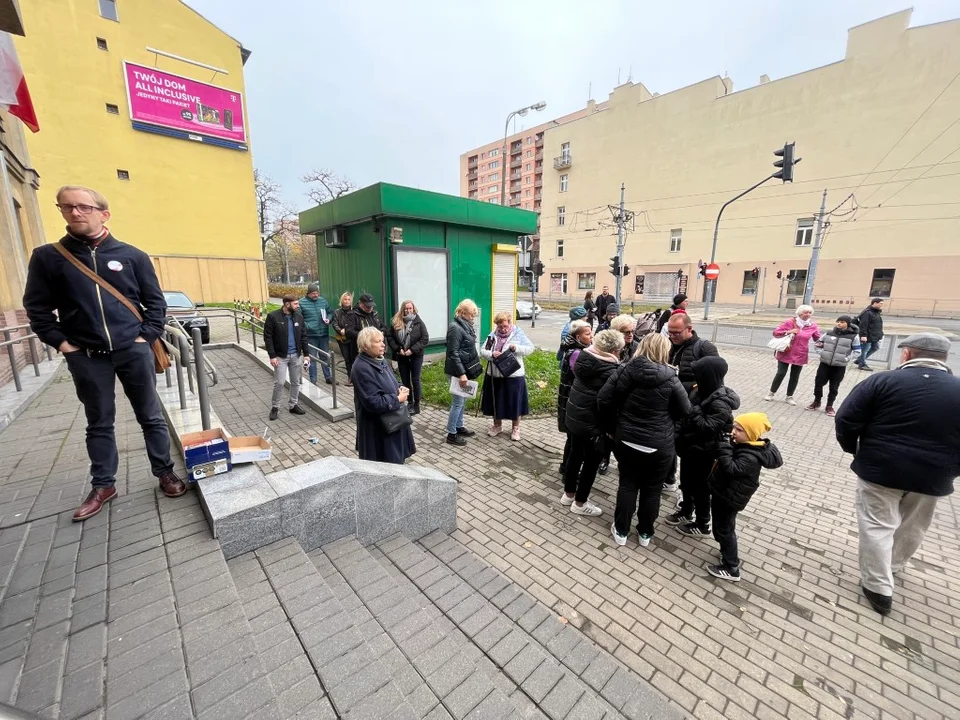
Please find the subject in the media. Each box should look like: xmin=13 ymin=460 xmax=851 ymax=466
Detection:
xmin=559 ymin=492 xmax=574 ymax=506
xmin=785 ymin=396 xmax=797 ymax=406
xmin=638 ymin=534 xmax=653 ymax=548
xmin=571 ymin=501 xmax=603 ymax=517
xmin=611 ymin=523 xmax=628 ymax=547
xmin=764 ymin=392 xmax=775 ymax=401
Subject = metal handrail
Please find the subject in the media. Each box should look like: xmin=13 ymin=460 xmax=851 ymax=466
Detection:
xmin=164 ymin=319 xmax=218 ymax=386
xmin=1 ymin=327 xmax=52 ymax=392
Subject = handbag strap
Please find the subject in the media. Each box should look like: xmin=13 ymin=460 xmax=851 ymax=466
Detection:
xmin=54 ymin=241 xmax=143 ymax=322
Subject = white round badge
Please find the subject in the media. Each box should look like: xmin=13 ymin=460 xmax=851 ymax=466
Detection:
xmin=107 ymin=261 xmax=123 ymax=272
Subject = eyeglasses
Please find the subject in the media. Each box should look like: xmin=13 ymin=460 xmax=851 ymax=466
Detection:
xmin=56 ymin=203 xmax=102 ymax=215
xmin=667 ymin=330 xmax=686 ymax=336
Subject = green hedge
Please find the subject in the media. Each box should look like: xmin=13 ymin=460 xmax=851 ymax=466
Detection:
xmin=268 ymin=283 xmax=308 ymax=299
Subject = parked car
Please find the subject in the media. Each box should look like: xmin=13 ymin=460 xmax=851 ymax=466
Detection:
xmin=516 ymin=300 xmax=542 ymax=319
xmin=163 ymin=290 xmax=209 ymax=344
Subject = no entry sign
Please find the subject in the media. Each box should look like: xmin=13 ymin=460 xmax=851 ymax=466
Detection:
xmin=704 ymin=263 xmax=720 ymax=281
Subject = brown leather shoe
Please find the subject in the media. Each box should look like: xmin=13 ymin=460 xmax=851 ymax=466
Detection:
xmin=158 ymin=471 xmax=188 ymax=498
xmin=73 ymin=487 xmax=118 ymax=522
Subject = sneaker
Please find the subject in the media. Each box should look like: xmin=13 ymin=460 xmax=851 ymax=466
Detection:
xmin=861 ymin=584 xmax=892 ymax=615
xmin=510 ymin=427 xmax=521 ymax=441
xmin=559 ymin=492 xmax=574 ymax=506
xmin=610 ymin=523 xmax=628 ymax=547
xmin=859 ymin=365 xmax=874 ymax=372
xmin=664 ymin=511 xmax=692 ymax=527
xmin=637 ymin=534 xmax=653 ymax=548
xmin=806 ymin=402 xmax=821 ymax=411
xmin=597 ymin=460 xmax=609 ymax=476
xmin=662 ymin=481 xmax=679 ymax=494
xmin=289 ymin=405 xmax=307 ymax=415
xmin=487 ymin=425 xmax=502 ymax=437
xmin=457 ymin=427 xmax=476 ymax=438
xmin=571 ymin=501 xmax=603 ymax=517
xmin=825 ymin=406 xmax=836 ymax=417
xmin=677 ymin=523 xmax=710 ymax=537
xmin=707 ymin=563 xmax=741 ymax=582
xmin=325 ymin=378 xmax=332 ymax=385
xmin=785 ymin=396 xmax=797 ymax=406
xmin=269 ymin=407 xmax=279 ymax=421
xmin=446 ymin=433 xmax=467 ymax=446
xmin=764 ymin=392 xmax=775 ymax=401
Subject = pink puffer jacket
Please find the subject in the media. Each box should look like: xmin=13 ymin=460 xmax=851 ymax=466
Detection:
xmin=773 ymin=317 xmax=822 ymax=366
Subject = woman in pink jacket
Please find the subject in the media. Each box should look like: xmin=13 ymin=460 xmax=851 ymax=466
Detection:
xmin=764 ymin=305 xmax=822 ymax=405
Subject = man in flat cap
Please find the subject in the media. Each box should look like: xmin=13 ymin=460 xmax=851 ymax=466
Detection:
xmin=835 ymin=333 xmax=959 ymax=616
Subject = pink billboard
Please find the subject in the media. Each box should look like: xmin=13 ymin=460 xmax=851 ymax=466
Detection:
xmin=123 ymin=62 xmax=247 ymax=146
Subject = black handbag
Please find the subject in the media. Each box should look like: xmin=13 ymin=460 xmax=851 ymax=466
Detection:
xmin=491 ymin=349 xmax=522 ymax=377
xmin=464 ymin=358 xmax=483 ymax=380
xmin=378 ymin=404 xmax=412 ymax=434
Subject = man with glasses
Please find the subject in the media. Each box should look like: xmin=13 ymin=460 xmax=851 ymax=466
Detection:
xmin=667 ymin=313 xmax=719 ymax=392
xmin=23 ymin=186 xmax=186 ymax=521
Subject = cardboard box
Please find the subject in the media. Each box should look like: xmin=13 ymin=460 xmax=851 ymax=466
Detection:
xmin=229 ymin=436 xmax=272 ymax=464
xmin=190 ymin=459 xmax=231 ymax=481
xmin=182 ymin=428 xmax=230 ymax=469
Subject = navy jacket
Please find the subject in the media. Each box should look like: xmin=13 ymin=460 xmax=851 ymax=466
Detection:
xmin=351 ymin=353 xmax=415 ymax=464
xmin=23 ymin=233 xmax=167 ymax=351
xmin=835 ymin=364 xmax=960 ymax=496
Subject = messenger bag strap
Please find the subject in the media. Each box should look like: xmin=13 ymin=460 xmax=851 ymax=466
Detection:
xmin=53 ymin=241 xmax=144 ymax=322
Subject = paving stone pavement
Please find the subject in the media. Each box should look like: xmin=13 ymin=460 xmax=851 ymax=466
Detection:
xmin=204 ymin=345 xmax=960 ymax=720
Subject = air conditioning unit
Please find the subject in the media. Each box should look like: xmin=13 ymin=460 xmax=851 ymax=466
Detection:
xmin=323 ymin=226 xmax=347 ymax=248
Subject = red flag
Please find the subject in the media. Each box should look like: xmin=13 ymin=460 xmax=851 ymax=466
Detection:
xmin=0 ymin=32 xmax=38 ymax=133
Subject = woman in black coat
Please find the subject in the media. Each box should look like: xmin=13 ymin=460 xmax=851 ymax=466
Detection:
xmin=386 ymin=300 xmax=429 ymax=415
xmin=350 ymin=327 xmax=415 ymax=464
xmin=598 ymin=333 xmax=691 ymax=548
xmin=443 ymin=299 xmax=482 ymax=447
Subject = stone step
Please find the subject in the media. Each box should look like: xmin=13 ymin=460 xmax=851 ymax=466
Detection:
xmin=229 ymin=536 xmax=429 ymax=719
xmin=383 ymin=532 xmax=687 ymax=720
xmin=322 ymin=535 xmax=536 ymax=720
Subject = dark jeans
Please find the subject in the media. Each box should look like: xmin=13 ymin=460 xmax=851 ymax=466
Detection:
xmin=397 ymin=353 xmax=424 ymax=407
xmin=63 ymin=343 xmax=174 ymax=489
xmin=711 ymin=496 xmax=740 ymax=568
xmin=561 ymin=435 xmax=571 ymax=469
xmin=563 ymin=433 xmax=603 ymax=503
xmin=813 ymin=364 xmax=846 ymax=406
xmin=613 ymin=442 xmax=674 ymax=538
xmin=678 ymin=451 xmax=714 ymax=528
xmin=307 ymin=334 xmax=331 ymax=382
xmin=857 ymin=341 xmax=879 ymax=368
xmin=770 ymin=361 xmax=803 ymax=396
xmin=339 ymin=341 xmax=357 ymax=379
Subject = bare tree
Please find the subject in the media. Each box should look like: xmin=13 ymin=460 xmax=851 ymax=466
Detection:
xmin=300 ymin=169 xmax=356 ymax=205
xmin=254 ymin=168 xmax=285 ymax=254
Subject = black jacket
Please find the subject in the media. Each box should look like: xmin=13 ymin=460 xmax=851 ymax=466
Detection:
xmin=344 ymin=307 xmax=384 ymax=345
xmin=263 ymin=309 xmax=310 ymax=359
xmin=656 ymin=305 xmax=682 ymax=333
xmin=565 ymin=349 xmax=619 ymax=437
xmin=835 ymin=363 xmax=960 ymax=496
xmin=669 ymin=333 xmax=719 ymax=391
xmin=857 ymin=306 xmax=884 ymax=343
xmin=23 ymin=233 xmax=167 ymax=351
xmin=710 ymin=440 xmax=783 ymax=511
xmin=444 ymin=317 xmax=481 ymax=378
xmin=619 ymin=338 xmax=639 ymax=363
xmin=676 ymin=387 xmax=741 ymax=457
xmin=385 ymin=315 xmax=429 ymax=357
xmin=557 ymin=334 xmax=588 ymax=433
xmin=332 ymin=306 xmax=351 ymax=342
xmin=597 ymin=356 xmax=691 ymax=451
xmin=595 ymin=293 xmax=613 ymax=319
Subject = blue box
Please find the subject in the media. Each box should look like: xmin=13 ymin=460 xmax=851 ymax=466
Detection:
xmin=182 ymin=428 xmax=231 ymax=473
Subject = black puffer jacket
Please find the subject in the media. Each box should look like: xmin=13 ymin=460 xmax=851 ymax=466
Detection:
xmin=676 ymin=387 xmax=741 ymax=457
xmin=444 ymin=317 xmax=482 ymax=379
xmin=857 ymin=306 xmax=884 ymax=343
xmin=669 ymin=333 xmax=719 ymax=392
xmin=565 ymin=349 xmax=619 ymax=437
xmin=709 ymin=440 xmax=783 ymax=511
xmin=597 ymin=357 xmax=691 ymax=451
xmin=557 ymin=334 xmax=588 ymax=433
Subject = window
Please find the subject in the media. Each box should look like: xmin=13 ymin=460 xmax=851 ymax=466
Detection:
xmin=578 ymin=273 xmax=596 ymax=290
xmin=488 ymin=198 xmax=500 ymax=204
xmin=526 ymin=150 xmax=532 ymax=158
xmin=559 ymin=174 xmax=568 ymax=192
xmin=525 ymin=177 xmax=531 ymax=184
xmin=869 ymin=268 xmax=895 ymax=298
xmin=557 ymin=207 xmax=565 ymax=226
xmin=669 ymin=229 xmax=682 ymax=253
xmin=525 ymin=189 xmax=531 ymax=198
xmin=526 ymin=136 xmax=533 ymax=145
xmin=488 ymin=172 xmax=499 ymax=182
xmin=560 ymin=142 xmax=571 ymax=160
xmin=489 ymin=148 xmax=499 ymax=157
xmin=489 ymin=160 xmax=499 ymax=169
xmin=105 ymin=103 xmax=119 ymax=114
xmin=525 ymin=163 xmax=531 ymax=171
xmin=551 ymin=273 xmax=568 ymax=294
xmin=96 ymin=37 xmax=109 ymax=50
xmin=488 ymin=185 xmax=499 ymax=194
xmin=786 ymin=269 xmax=806 ymax=296
xmin=556 ymin=239 xmax=564 ymax=258
xmin=479 ymin=152 xmax=485 ymax=159
xmin=99 ymin=0 xmax=118 ymax=21
xmin=741 ymin=270 xmax=759 ymax=296
xmin=795 ymin=218 xmax=814 ymax=246
xmin=116 ymin=169 xmax=130 ymax=180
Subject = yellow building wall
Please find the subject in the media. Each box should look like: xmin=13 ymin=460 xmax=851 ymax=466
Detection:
xmin=537 ymin=10 xmax=960 ymax=313
xmin=14 ymin=0 xmax=266 ymax=303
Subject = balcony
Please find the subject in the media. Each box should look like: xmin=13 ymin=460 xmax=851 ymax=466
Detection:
xmin=535 ymin=136 xmax=544 ymax=149
xmin=535 ymin=151 xmax=543 ymax=162
xmin=511 ymin=143 xmax=523 ymax=154
xmin=467 ymin=168 xmax=477 ymax=179
xmin=534 ymin=179 xmax=543 ymax=189
xmin=534 ymin=192 xmax=542 ymax=201
xmin=510 ymin=158 xmax=522 ymax=169
xmin=509 ymin=196 xmax=521 ymax=207
xmin=468 ymin=181 xmax=478 ymax=190
xmin=468 ymin=157 xmax=479 ymax=168
xmin=554 ymin=154 xmax=572 ymax=170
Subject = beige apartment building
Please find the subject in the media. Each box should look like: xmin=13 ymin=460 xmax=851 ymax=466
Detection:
xmin=469 ymin=10 xmax=960 ymax=316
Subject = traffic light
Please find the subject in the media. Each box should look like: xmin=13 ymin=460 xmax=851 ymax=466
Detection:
xmin=533 ymin=260 xmax=544 ymax=277
xmin=773 ymin=142 xmax=795 ymax=182
xmin=622 ymin=265 xmax=630 ymax=277
xmin=609 ymin=256 xmax=620 ymax=276
xmin=776 ymin=270 xmax=783 ymax=280
xmin=677 ymin=268 xmax=683 ymax=279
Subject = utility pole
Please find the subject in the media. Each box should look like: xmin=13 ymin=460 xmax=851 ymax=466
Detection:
xmin=751 ymin=269 xmax=760 ymax=314
xmin=760 ymin=267 xmax=767 ymax=309
xmin=802 ymin=189 xmax=828 ymax=306
xmin=615 ymin=183 xmax=626 ymax=305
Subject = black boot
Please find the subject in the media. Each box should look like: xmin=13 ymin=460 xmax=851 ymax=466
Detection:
xmin=412 ymin=403 xmax=421 ymax=415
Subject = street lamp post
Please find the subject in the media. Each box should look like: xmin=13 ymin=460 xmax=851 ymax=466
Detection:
xmin=500 ymin=102 xmax=546 ymax=207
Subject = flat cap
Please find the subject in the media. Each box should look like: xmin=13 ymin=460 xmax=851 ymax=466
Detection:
xmin=897 ymin=333 xmax=951 ymax=354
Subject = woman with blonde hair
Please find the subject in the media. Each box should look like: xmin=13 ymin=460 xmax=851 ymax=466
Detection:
xmin=331 ymin=291 xmax=355 ymax=384
xmin=599 ymin=332 xmax=691 ymax=547
xmin=351 ymin=326 xmax=415 ymax=464
xmin=385 ymin=300 xmax=429 ymax=415
xmin=444 ymin=299 xmax=483 ymax=446
xmin=480 ymin=311 xmax=535 ymax=441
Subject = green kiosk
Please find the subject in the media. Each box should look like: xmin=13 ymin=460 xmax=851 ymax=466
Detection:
xmin=299 ymin=183 xmax=539 ymax=347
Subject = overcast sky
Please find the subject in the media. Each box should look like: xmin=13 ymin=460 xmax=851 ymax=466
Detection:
xmin=186 ymin=0 xmax=958 ymax=210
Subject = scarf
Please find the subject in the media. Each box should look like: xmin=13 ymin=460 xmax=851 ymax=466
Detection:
xmin=585 ymin=345 xmax=619 ymax=363
xmin=900 ymin=358 xmax=952 ymax=375
xmin=795 ymin=316 xmax=813 ymax=329
xmin=398 ymin=315 xmax=415 ymax=349
xmin=494 ymin=324 xmax=513 ymax=353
